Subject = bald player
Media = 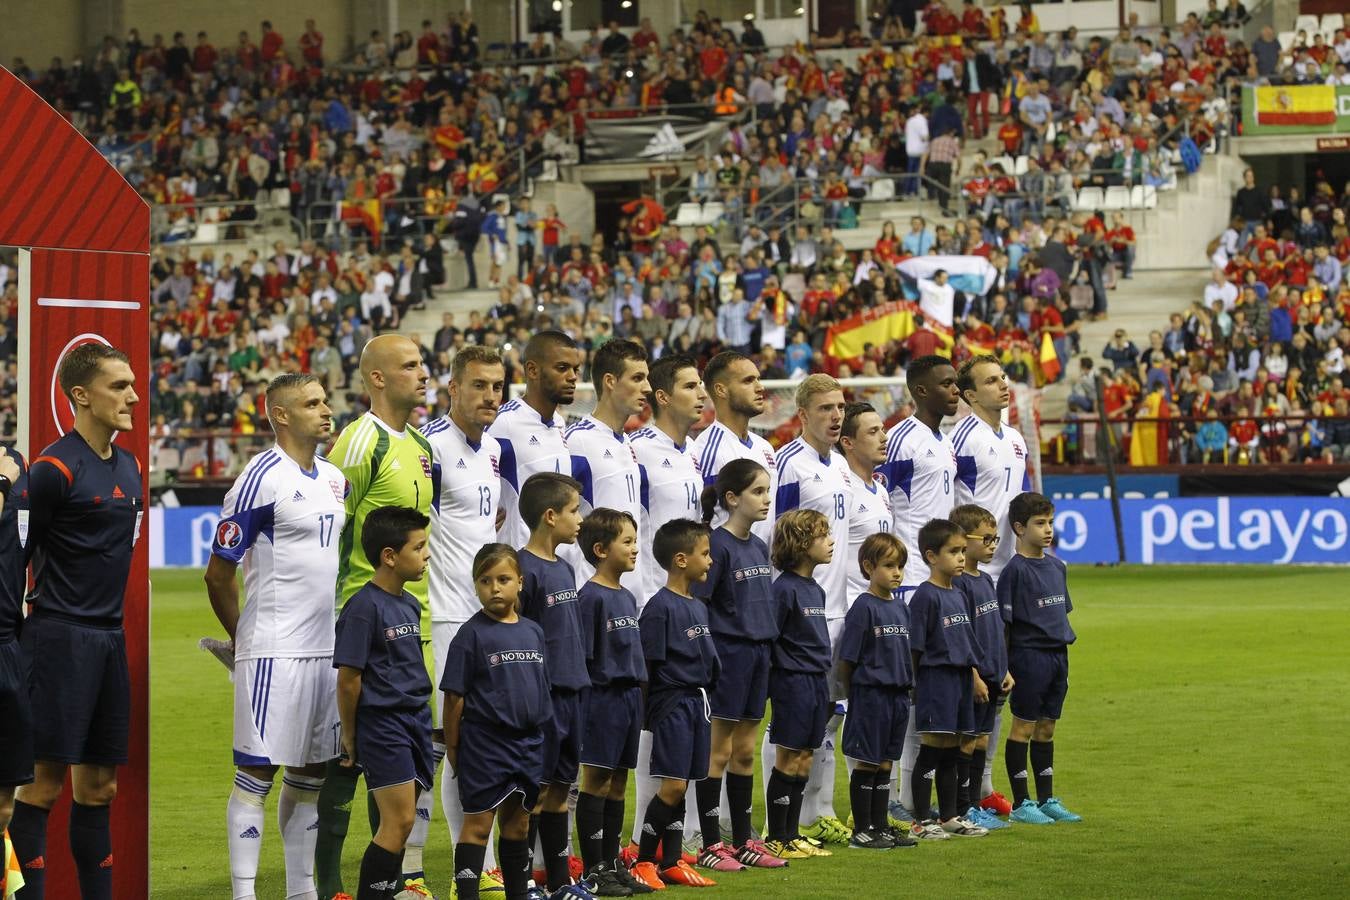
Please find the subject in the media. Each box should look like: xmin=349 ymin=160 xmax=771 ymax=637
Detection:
xmin=314 ymin=334 xmax=435 ymax=899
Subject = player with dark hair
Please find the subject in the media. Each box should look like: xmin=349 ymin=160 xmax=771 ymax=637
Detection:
xmin=205 ymin=373 xmax=347 ymax=900
xmin=999 ymin=492 xmax=1081 ymax=825
xmin=564 ymin=339 xmax=649 ymax=592
xmin=878 ymin=353 xmax=960 ymax=818
xmin=489 ymin=330 xmax=580 ymax=549
xmin=838 ymin=402 xmax=894 ymax=609
xmin=689 ymin=352 xmax=777 ymax=545
xmin=9 ymin=343 xmax=143 ymax=900
xmin=334 ymin=506 xmax=434 ymax=900
xmin=0 ymin=443 xmax=29 ymax=847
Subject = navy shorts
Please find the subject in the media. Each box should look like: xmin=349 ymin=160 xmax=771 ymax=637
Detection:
xmin=541 ymin=688 xmax=582 ymax=785
xmin=968 ymin=686 xmax=1004 ymax=736
xmin=1008 ymin=646 xmax=1069 ymax=722
xmin=357 ymin=705 xmax=433 ymax=792
xmin=648 ymin=691 xmax=710 ymax=782
xmin=915 ymin=665 xmax=975 ymax=735
xmin=580 ymin=683 xmax=642 ymax=771
xmin=709 ymin=636 xmax=770 ymax=721
xmin=21 ymin=613 xmax=129 ymax=766
xmin=767 ymin=670 xmax=831 ymax=751
xmin=0 ymin=639 xmax=34 ymax=786
xmin=457 ymin=718 xmax=545 ymax=814
xmin=843 ymin=684 xmax=910 ymax=766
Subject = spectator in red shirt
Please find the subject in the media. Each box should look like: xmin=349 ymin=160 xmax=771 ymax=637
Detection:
xmin=192 ymin=32 xmax=218 ymax=74
xmin=300 ymin=19 xmax=324 ymax=66
xmin=1107 ymin=211 xmax=1136 ymax=279
xmin=260 ymin=20 xmax=284 ymax=63
xmin=417 ymin=20 xmax=441 ymax=65
xmin=960 ymin=0 xmax=989 ymax=36
xmin=997 ymin=116 xmax=1023 ymax=156
xmin=234 ymin=30 xmax=260 ymax=71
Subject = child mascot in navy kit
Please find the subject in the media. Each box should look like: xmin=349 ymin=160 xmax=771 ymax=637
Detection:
xmin=692 ymin=459 xmax=788 ymax=872
xmin=764 ymin=508 xmax=837 ymax=860
xmin=575 ymin=508 xmax=656 ymax=897
xmin=998 ymin=492 xmax=1082 ymax=825
xmin=441 ymin=542 xmax=554 ymax=900
xmin=332 ymin=506 xmax=435 ymax=900
xmin=838 ymin=532 xmax=918 ymax=851
xmin=908 ymin=518 xmax=989 ymax=839
xmin=633 ymin=519 xmax=720 ymax=890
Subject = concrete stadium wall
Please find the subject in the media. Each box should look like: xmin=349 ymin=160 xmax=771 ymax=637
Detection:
xmin=0 ymin=0 xmax=83 ymax=70
xmin=121 ymin=0 xmax=354 ymax=57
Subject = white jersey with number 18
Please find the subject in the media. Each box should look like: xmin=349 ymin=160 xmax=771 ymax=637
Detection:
xmin=775 ymin=438 xmax=853 ymax=620
xmin=424 ymin=415 xmax=501 ymax=623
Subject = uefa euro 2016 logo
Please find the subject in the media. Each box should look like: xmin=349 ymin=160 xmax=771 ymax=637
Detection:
xmin=215 ymin=520 xmax=244 ymax=550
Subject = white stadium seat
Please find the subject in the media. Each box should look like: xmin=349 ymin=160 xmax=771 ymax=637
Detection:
xmin=190 ymin=222 xmax=219 ymax=244
xmin=1102 ymin=186 xmax=1130 ymax=210
xmin=1130 ymin=185 xmax=1158 ymax=209
xmin=697 ymin=202 xmax=724 ymax=226
xmin=1294 ymin=15 xmax=1321 ymax=36
xmin=1075 ymin=186 xmax=1104 ymax=211
xmin=868 ymin=178 xmax=895 ymax=201
xmin=990 ymin=155 xmax=1016 ymax=174
xmin=674 ymin=202 xmax=702 ymax=227
xmin=1278 ymin=31 xmax=1296 ymax=51
xmin=1014 ymin=155 xmax=1030 ymax=175
xmin=1321 ymin=14 xmax=1344 ymax=35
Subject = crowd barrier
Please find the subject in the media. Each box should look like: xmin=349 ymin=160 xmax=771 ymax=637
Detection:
xmin=152 ymin=496 xmax=1350 ymax=570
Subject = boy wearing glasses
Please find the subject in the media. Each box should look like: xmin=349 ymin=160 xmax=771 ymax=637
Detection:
xmin=950 ymin=505 xmax=1013 ymax=830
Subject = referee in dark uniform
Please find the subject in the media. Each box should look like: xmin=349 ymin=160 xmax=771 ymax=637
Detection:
xmin=0 ymin=446 xmax=30 ymax=845
xmin=9 ymin=344 xmax=143 ymax=900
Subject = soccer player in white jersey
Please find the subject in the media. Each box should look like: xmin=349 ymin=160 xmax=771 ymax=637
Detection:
xmin=773 ymin=374 xmax=854 ymax=845
xmin=689 ymin=351 xmax=777 ymax=545
xmin=204 ymin=373 xmax=347 ymax=900
xmin=628 ymin=353 xmax=707 ymax=849
xmin=839 ymin=402 xmax=894 ymax=605
xmin=487 ymin=330 xmax=579 ymax=548
xmin=953 ymin=354 xmax=1030 ymax=813
xmin=421 ymin=345 xmax=508 ymax=891
xmin=563 ymin=339 xmax=649 ymax=592
xmin=877 ymin=353 xmax=961 ymax=816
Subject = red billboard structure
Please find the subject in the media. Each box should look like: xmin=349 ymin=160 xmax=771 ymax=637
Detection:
xmin=4 ymin=66 xmax=151 ymax=897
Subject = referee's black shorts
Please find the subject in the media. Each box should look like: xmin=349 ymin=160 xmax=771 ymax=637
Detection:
xmin=21 ymin=611 xmax=130 ymax=766
xmin=0 ymin=638 xmax=34 ymax=786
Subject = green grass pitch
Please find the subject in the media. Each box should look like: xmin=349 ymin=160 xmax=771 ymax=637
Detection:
xmin=150 ymin=565 xmax=1345 ymax=898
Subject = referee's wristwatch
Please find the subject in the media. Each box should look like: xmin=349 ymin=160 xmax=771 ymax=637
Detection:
xmin=0 ymin=474 xmax=11 ymax=497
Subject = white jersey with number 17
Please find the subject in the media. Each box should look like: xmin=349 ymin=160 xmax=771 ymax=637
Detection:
xmin=952 ymin=414 xmax=1031 ymax=581
xmin=631 ymin=425 xmax=703 ymax=606
xmin=878 ymin=416 xmax=956 ymax=589
xmin=424 ymin=415 xmax=501 ymax=623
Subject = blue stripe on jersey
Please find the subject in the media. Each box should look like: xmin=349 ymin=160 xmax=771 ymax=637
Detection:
xmin=698 ymin=427 xmax=722 ymax=476
xmin=638 ymin=465 xmax=650 ymax=511
xmin=234 ymin=450 xmax=278 ymax=513
xmin=952 ymin=417 xmax=979 ymax=453
xmin=632 ymin=427 xmax=656 ymax=442
xmin=497 ymin=437 xmax=519 ymax=490
xmin=1022 ymin=469 xmax=1033 ymax=491
xmin=258 ymin=659 xmax=273 ymax=739
xmin=499 ymin=399 xmax=521 ymax=415
xmin=564 ymin=420 xmax=595 ymax=439
xmin=422 ymin=417 xmax=449 ymax=436
xmin=774 ymin=440 xmax=805 ymax=479
xmin=886 ymin=420 xmax=918 ymax=456
xmin=431 ymin=462 xmax=442 ymax=513
xmin=571 ymin=454 xmax=594 ymax=505
xmin=775 ymin=480 xmax=801 ymax=514
xmin=955 ymin=453 xmax=977 ymax=492
xmin=239 ymin=453 xmax=281 ymax=512
xmin=877 ymin=459 xmax=915 ymax=500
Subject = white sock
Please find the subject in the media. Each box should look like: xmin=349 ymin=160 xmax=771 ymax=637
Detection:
xmin=441 ymin=752 xmax=496 ymax=871
xmin=683 ymin=781 xmax=701 ymax=844
xmin=982 ymin=713 xmax=1003 ymax=798
xmin=228 ymin=771 xmax=273 ymax=900
xmin=631 ymin=731 xmax=655 ymax=845
xmin=277 ymin=773 xmax=323 ymax=900
xmin=759 ymin=732 xmax=776 ymax=833
xmin=403 ymin=743 xmax=443 ymax=878
xmin=898 ymin=707 xmax=920 ymax=812
xmin=804 ymin=716 xmax=840 ymax=823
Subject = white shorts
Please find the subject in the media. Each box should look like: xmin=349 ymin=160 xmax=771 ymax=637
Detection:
xmin=233 ymin=656 xmax=340 ymax=768
xmin=492 ymin=244 xmax=508 ymax=266
xmin=432 ymin=621 xmax=468 ymax=731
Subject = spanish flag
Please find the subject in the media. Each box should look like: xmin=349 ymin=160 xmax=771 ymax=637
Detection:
xmin=1038 ymin=331 xmax=1061 ymax=383
xmin=3 ymin=830 xmax=24 ymax=897
xmin=1255 ymin=86 xmax=1336 ymax=127
xmin=825 ymin=300 xmax=954 ymax=360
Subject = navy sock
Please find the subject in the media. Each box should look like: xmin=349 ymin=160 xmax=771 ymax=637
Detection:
xmin=787 ymin=776 xmax=808 ymax=840
xmin=576 ymin=792 xmax=606 ymax=872
xmin=602 ymin=798 xmax=626 ymax=863
xmin=870 ymin=769 xmax=891 ymax=831
xmin=956 ymin=751 xmax=974 ymax=812
xmin=970 ymin=747 xmax=989 ymax=802
xmin=539 ymin=809 xmax=571 ymax=889
xmin=695 ymin=776 xmax=722 ymax=849
xmin=498 ymin=837 xmax=531 ymax=900
xmin=1030 ymin=740 xmax=1055 ymax=802
xmin=765 ymin=768 xmax=792 ymax=842
xmin=9 ymin=800 xmax=49 ymax=899
xmin=454 ymin=842 xmax=487 ymax=900
xmin=725 ymin=771 xmax=754 ymax=848
xmin=356 ymin=841 xmax=402 ymax=900
xmin=1006 ymin=738 xmax=1030 ymax=806
xmin=848 ymin=767 xmax=873 ymax=832
xmin=936 ymin=746 xmax=959 ymax=821
xmin=69 ymin=802 xmax=113 ymax=900
xmin=912 ymin=744 xmax=940 ymax=821
xmin=637 ymin=796 xmax=679 ymax=864
xmin=315 ymin=760 xmax=360 ymax=898
xmin=662 ymin=801 xmax=685 ymax=869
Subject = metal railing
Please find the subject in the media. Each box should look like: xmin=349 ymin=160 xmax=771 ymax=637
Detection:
xmin=1041 ymin=413 xmax=1350 ymax=466
xmin=152 ymin=198 xmax=308 ymax=247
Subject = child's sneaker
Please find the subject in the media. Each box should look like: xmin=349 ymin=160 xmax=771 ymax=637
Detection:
xmin=525 ymin=886 xmax=550 ymax=900
xmin=848 ymin=829 xmax=895 ymax=850
xmin=968 ymin=807 xmax=1009 ymax=831
xmin=549 ymin=884 xmax=599 ymax=900
xmin=800 ymin=816 xmax=851 ymax=845
xmin=394 ymin=877 xmax=435 ymax=898
xmin=1009 ymin=798 xmax=1056 ymax=825
xmin=880 ymin=826 xmax=918 ymax=848
xmin=735 ymin=839 xmax=788 ymax=868
xmin=620 ymin=844 xmax=640 ymax=868
xmin=979 ymin=791 xmax=1013 ymax=817
xmin=627 ymin=862 xmax=666 ymax=892
xmin=762 ymin=838 xmax=810 ymax=860
xmin=693 ymin=842 xmax=745 ymax=872
xmin=612 ymin=861 xmax=655 ymax=895
xmin=659 ymin=860 xmax=716 ymax=887
xmin=586 ymin=865 xmax=635 ymax=898
xmin=1038 ymin=798 xmax=1082 ymax=822
xmin=940 ymin=816 xmax=989 ymax=837
xmin=887 ymin=801 xmax=915 ymax=824
xmin=788 ymin=837 xmax=832 ymax=857
xmin=909 ymin=820 xmax=952 ymax=841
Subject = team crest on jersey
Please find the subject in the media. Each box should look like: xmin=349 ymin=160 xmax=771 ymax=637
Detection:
xmin=490 ymin=456 xmax=500 ymax=476
xmin=418 ymin=454 xmax=432 ymax=478
xmin=1013 ymin=444 xmax=1025 ymax=460
xmin=763 ymin=451 xmax=775 ymax=467
xmin=329 ymin=479 xmax=348 ymax=502
xmin=873 ymin=471 xmax=888 ymax=488
xmin=216 ymin=520 xmax=243 ymax=549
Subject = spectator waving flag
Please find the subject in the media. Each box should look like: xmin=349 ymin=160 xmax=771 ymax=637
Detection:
xmin=1254 ymin=86 xmax=1336 ymax=127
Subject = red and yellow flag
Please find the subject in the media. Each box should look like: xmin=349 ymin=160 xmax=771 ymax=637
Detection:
xmin=825 ymin=300 xmax=954 ymax=360
xmin=1255 ymin=86 xmax=1336 ymax=127
xmin=1038 ymin=331 xmax=1061 ymax=383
